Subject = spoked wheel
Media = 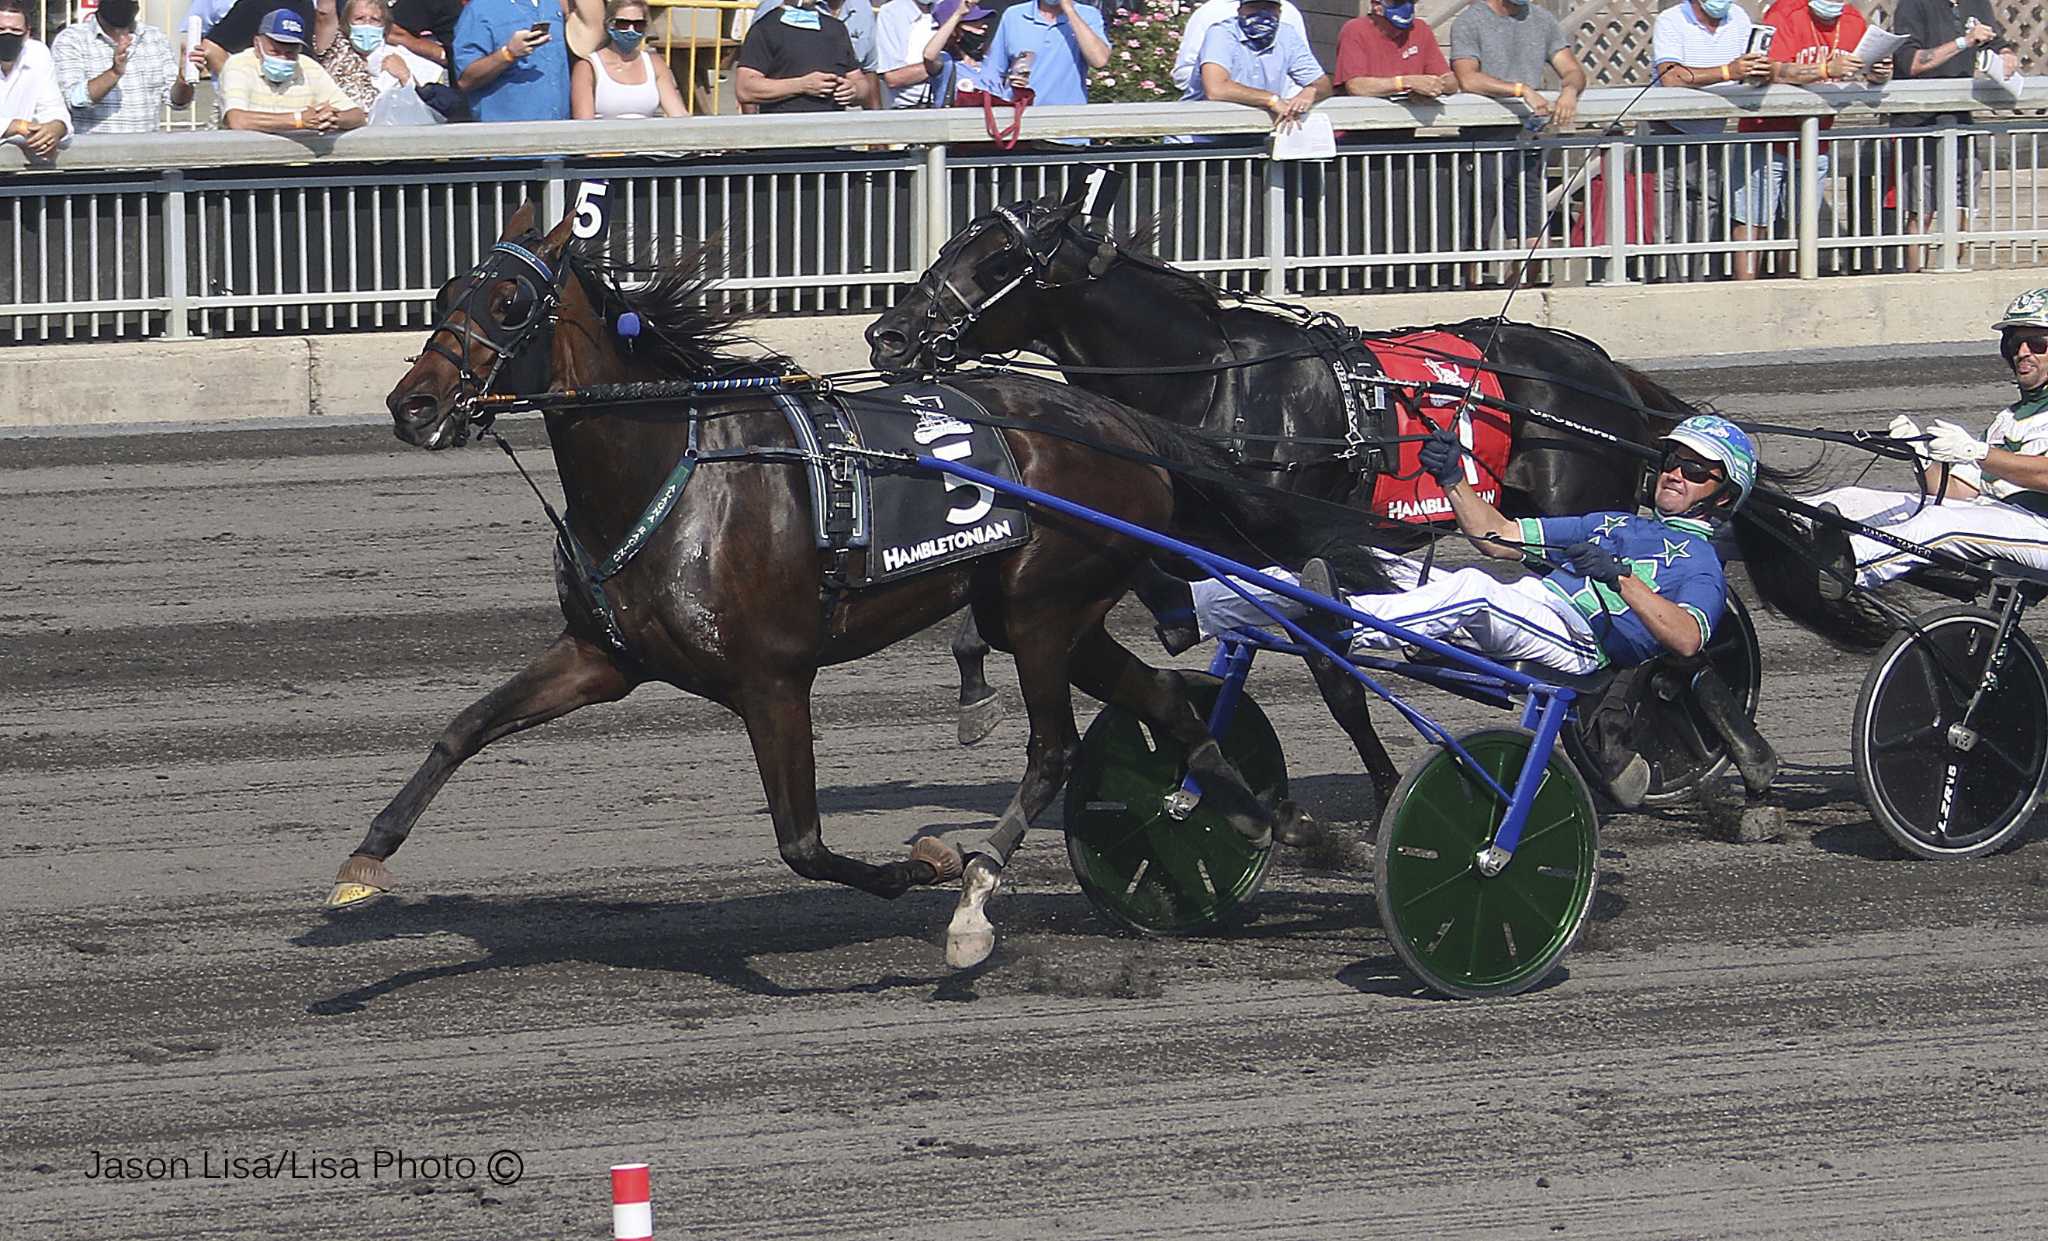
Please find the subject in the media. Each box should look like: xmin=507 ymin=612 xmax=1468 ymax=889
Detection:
xmin=1567 ymin=591 xmax=1763 ymax=807
xmin=1064 ymin=674 xmax=1283 ymax=936
xmin=1852 ymin=605 xmax=2048 ymax=859
xmin=1376 ymin=727 xmax=1599 ymax=998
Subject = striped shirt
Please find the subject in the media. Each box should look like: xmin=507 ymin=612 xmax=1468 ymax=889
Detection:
xmin=217 ymin=47 xmax=356 ymax=118
xmin=50 ymin=19 xmax=183 ymax=134
xmin=1650 ymin=1 xmax=1752 ymax=135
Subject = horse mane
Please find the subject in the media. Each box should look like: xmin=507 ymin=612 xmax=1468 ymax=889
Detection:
xmin=562 ymin=241 xmax=789 ymax=379
xmin=1104 ymin=214 xmax=1235 ymax=316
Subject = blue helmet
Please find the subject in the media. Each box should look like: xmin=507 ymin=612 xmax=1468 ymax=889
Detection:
xmin=1660 ymin=414 xmax=1757 ymax=511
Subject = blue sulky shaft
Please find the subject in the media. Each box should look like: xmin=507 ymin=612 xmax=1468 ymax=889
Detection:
xmin=917 ymin=455 xmax=1545 ymax=692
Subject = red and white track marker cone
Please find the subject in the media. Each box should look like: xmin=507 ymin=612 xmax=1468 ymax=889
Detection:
xmin=611 ymin=1163 xmax=652 ymax=1241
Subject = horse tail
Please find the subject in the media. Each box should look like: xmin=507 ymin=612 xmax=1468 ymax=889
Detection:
xmin=1129 ymin=413 xmax=1397 ymax=592
xmin=1731 ymin=490 xmax=1892 ymax=651
xmin=1616 ymin=362 xmax=1829 ymax=491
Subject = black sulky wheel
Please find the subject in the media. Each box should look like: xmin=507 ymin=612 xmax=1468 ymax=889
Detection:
xmin=1064 ymin=674 xmax=1283 ymax=936
xmin=1376 ymin=727 xmax=1599 ymax=999
xmin=1853 ymin=605 xmax=2048 ymax=859
xmin=1566 ymin=590 xmax=1763 ymax=807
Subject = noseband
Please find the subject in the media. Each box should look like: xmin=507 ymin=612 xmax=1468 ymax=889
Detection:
xmin=415 ymin=239 xmax=564 ymax=439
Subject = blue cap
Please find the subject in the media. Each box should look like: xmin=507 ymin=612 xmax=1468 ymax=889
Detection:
xmin=259 ymin=8 xmax=307 ymax=43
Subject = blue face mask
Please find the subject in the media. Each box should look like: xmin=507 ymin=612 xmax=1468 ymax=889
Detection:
xmin=1237 ymin=10 xmax=1279 ymax=50
xmin=781 ymin=4 xmax=821 ymax=28
xmin=1382 ymin=1 xmax=1414 ymax=28
xmin=609 ymin=26 xmax=645 ymax=54
xmin=260 ymin=52 xmax=298 ymax=83
xmin=1699 ymin=0 xmax=1733 ymax=17
xmin=1807 ymin=0 xmax=1844 ymax=18
xmin=349 ymin=24 xmax=383 ymax=53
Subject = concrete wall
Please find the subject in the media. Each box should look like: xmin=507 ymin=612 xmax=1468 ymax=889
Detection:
xmin=3 ymin=269 xmax=2034 ymax=428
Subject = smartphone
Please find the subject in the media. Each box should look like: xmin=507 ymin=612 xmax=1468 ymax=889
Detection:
xmin=1746 ymin=25 xmax=1774 ymax=55
xmin=530 ymin=21 xmax=550 ymax=36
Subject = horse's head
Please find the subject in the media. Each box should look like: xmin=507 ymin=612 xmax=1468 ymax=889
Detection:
xmin=867 ymin=170 xmax=1124 ymax=376
xmin=388 ymin=201 xmax=578 ymax=450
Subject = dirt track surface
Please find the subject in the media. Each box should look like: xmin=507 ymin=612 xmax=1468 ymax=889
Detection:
xmin=6 ymin=351 xmax=2048 ymax=1239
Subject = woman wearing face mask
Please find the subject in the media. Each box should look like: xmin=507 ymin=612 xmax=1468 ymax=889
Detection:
xmin=342 ymin=0 xmax=447 ymax=96
xmin=1729 ymin=0 xmax=1890 ymax=279
xmin=571 ymin=0 xmax=686 ymax=117
xmin=918 ymin=0 xmax=993 ymax=110
xmin=308 ymin=0 xmax=379 ymax=109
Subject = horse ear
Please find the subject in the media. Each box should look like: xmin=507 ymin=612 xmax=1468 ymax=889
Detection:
xmin=500 ymin=200 xmax=537 ymax=241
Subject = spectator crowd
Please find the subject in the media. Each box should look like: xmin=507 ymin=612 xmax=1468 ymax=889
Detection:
xmin=0 ymin=0 xmax=2027 ymax=278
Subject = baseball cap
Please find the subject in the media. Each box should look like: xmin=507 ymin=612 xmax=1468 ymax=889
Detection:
xmin=258 ymin=8 xmax=307 ymax=43
xmin=935 ymin=0 xmax=993 ymax=23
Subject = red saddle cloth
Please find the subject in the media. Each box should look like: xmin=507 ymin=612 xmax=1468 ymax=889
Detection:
xmin=1361 ymin=331 xmax=1512 ymax=525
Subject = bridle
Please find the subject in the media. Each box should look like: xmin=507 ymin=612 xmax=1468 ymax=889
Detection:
xmin=915 ymin=204 xmax=1114 ymax=365
xmin=413 ymin=238 xmax=565 ymax=442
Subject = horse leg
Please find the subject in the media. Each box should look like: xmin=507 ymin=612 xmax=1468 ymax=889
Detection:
xmin=742 ymin=674 xmax=965 ymax=901
xmin=1302 ymin=652 xmax=1401 ymax=817
xmin=951 ymin=610 xmax=1004 ymax=747
xmin=328 ymin=631 xmax=634 ymax=907
xmin=948 ymin=607 xmax=1097 ymax=968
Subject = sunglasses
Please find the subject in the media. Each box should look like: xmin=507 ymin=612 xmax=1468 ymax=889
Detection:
xmin=1661 ymin=452 xmax=1724 ymax=484
xmin=2009 ymin=334 xmax=2048 ymax=356
xmin=610 ymin=18 xmax=647 ymax=29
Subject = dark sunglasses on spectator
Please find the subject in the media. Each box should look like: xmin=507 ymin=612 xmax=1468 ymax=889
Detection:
xmin=611 ymin=18 xmax=647 ymax=30
xmin=2009 ymin=334 xmax=2048 ymax=356
xmin=1661 ymin=452 xmax=1724 ymax=484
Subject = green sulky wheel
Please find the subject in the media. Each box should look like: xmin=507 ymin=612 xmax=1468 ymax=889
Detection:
xmin=1064 ymin=674 xmax=1283 ymax=936
xmin=1376 ymin=727 xmax=1600 ymax=999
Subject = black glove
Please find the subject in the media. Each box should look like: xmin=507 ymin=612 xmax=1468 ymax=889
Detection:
xmin=1417 ymin=427 xmax=1465 ymax=489
xmin=1564 ymin=540 xmax=1624 ymax=588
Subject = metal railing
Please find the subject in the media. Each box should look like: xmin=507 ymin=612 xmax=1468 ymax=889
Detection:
xmin=1 ymin=81 xmax=2042 ymax=342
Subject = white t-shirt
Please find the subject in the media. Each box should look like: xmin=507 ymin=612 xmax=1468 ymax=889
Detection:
xmin=0 ymin=38 xmax=72 ymax=135
xmin=1650 ymin=1 xmax=1752 ymax=135
xmin=1172 ymin=0 xmax=1306 ymax=91
xmin=875 ymin=0 xmax=938 ymax=107
xmin=1983 ymin=399 xmax=2048 ymax=501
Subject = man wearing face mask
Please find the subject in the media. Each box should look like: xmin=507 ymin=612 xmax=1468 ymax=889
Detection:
xmin=0 ymin=0 xmax=68 ymax=159
xmin=1171 ymin=0 xmax=1303 ymax=92
xmin=979 ymin=0 xmax=1110 ymax=119
xmin=1804 ymin=289 xmax=2048 ymax=594
xmin=219 ymin=7 xmax=366 ymax=131
xmin=1650 ymin=0 xmax=1770 ymax=280
xmin=50 ymin=0 xmax=194 ymax=134
xmin=1182 ymin=0 xmax=1329 ymax=135
xmin=1335 ymin=0 xmax=1455 ymax=288
xmin=736 ymin=0 xmax=874 ymax=113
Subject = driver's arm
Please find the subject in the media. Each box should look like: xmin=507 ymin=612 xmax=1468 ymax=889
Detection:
xmin=1614 ymin=576 xmax=1708 ymax=658
xmin=1441 ymin=477 xmax=1522 ymax=558
xmin=1978 ymin=448 xmax=2048 ymax=493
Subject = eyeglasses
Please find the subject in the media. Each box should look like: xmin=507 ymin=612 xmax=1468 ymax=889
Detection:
xmin=1661 ymin=452 xmax=1724 ymax=485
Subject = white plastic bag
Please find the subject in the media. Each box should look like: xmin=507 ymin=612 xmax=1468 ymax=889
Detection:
xmin=369 ymin=86 xmax=446 ymax=127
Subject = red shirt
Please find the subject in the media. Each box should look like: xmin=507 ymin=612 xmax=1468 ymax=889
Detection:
xmin=1738 ymin=0 xmax=1868 ymax=133
xmin=1334 ymin=15 xmax=1449 ymax=84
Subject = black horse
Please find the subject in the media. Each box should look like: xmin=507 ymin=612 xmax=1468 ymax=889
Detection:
xmin=341 ymin=201 xmax=1389 ymax=969
xmin=866 ymin=183 xmax=1752 ymax=804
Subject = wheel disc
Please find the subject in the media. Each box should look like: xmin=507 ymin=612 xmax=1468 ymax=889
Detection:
xmin=1854 ymin=608 xmax=2048 ymax=858
xmin=1376 ymin=728 xmax=1599 ymax=998
xmin=1064 ymin=677 xmax=1283 ymax=936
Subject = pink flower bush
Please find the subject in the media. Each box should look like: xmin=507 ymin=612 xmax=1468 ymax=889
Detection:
xmin=1092 ymin=0 xmax=1184 ymax=103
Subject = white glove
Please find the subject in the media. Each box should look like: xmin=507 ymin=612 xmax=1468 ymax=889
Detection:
xmin=1926 ymin=420 xmax=1990 ymax=465
xmin=1888 ymin=414 xmax=1929 ymax=464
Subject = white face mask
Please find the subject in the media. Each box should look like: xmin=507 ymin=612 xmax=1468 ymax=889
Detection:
xmin=1807 ymin=0 xmax=1844 ymax=18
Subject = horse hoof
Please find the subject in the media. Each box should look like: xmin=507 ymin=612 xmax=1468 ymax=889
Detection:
xmin=326 ymin=854 xmax=394 ymax=908
xmin=1272 ymin=799 xmax=1318 ymax=849
xmin=957 ymin=692 xmax=1003 ymax=747
xmin=910 ymin=836 xmax=964 ymax=884
xmin=946 ymin=858 xmax=1002 ymax=968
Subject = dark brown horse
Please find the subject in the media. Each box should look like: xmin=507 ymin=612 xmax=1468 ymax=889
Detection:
xmin=331 ymin=203 xmax=1369 ymax=968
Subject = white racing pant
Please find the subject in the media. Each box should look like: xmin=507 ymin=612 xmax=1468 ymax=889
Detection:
xmin=1191 ymin=559 xmax=1606 ymax=675
xmin=1810 ymin=484 xmax=2048 ymax=589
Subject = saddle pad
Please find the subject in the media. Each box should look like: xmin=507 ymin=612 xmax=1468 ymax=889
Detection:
xmin=1361 ymin=331 xmax=1512 ymax=525
xmin=842 ymin=383 xmax=1032 ymax=586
